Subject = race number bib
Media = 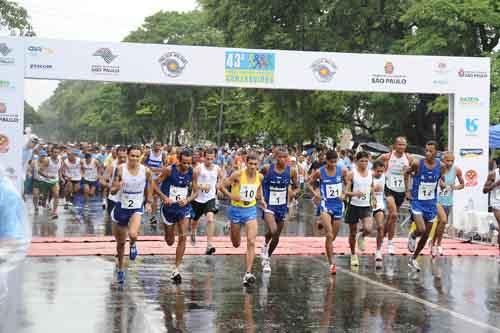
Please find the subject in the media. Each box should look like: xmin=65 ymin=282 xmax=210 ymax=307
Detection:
xmin=326 ymin=183 xmax=342 ymax=199
xmin=199 ymin=183 xmax=211 ymax=193
xmin=121 ymin=192 xmax=143 ymax=209
xmin=240 ymin=184 xmax=257 ymax=202
xmin=269 ymin=190 xmax=287 ymax=206
xmin=85 ymin=168 xmax=98 ymax=181
xmin=439 ymin=186 xmax=450 ymax=198
xmin=169 ymin=186 xmax=188 ymax=201
xmin=418 ymin=182 xmax=436 ymax=200
xmin=299 ymin=175 xmax=305 ymax=184
xmin=388 ymin=174 xmax=405 ymax=191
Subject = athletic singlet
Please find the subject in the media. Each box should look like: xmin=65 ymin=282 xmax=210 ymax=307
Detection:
xmin=144 ymin=151 xmax=164 ymax=179
xmin=350 ymin=167 xmax=372 ymax=207
xmin=411 ymin=159 xmax=440 ymax=205
xmin=386 ymin=151 xmax=410 ymax=192
xmin=195 ymin=163 xmax=219 ymax=203
xmin=65 ymin=158 xmax=82 ymax=181
xmin=438 ymin=166 xmax=456 ymax=207
xmin=490 ymin=169 xmax=500 ymax=209
xmin=319 ymin=166 xmax=343 ymax=211
xmin=231 ymin=169 xmax=261 ymax=208
xmin=82 ymin=159 xmax=99 ymax=182
xmin=119 ymin=164 xmax=146 ymax=210
xmin=45 ymin=158 xmax=61 ymax=183
xmin=160 ymin=164 xmax=193 ymax=209
xmin=263 ymin=164 xmax=291 ymax=209
xmin=373 ymin=174 xmax=386 ymax=211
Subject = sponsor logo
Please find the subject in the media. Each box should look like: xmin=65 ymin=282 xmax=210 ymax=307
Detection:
xmin=465 ymin=169 xmax=478 ymax=187
xmin=459 ymin=96 xmax=481 ymax=107
xmin=91 ymin=48 xmax=119 ymax=75
xmin=159 ymin=52 xmax=188 ymax=78
xmin=433 ymin=62 xmax=450 ymax=85
xmin=225 ymin=51 xmax=275 ymax=84
xmin=459 ymin=148 xmax=484 ymax=158
xmin=311 ymin=58 xmax=337 ymax=82
xmin=0 ymin=80 xmax=15 ymax=90
xmin=0 ymin=43 xmax=12 ymax=56
xmin=0 ymin=133 xmax=9 ymax=154
xmin=0 ymin=43 xmax=14 ymax=65
xmin=458 ymin=68 xmax=488 ymax=79
xmin=0 ymin=101 xmax=19 ymax=123
xmin=371 ymin=61 xmax=407 ymax=86
xmin=27 ymin=46 xmax=54 ymax=55
xmin=30 ymin=63 xmax=53 ymax=70
xmin=465 ymin=118 xmax=479 ymax=136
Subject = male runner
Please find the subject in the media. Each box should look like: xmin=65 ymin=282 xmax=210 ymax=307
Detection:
xmin=191 ymin=148 xmax=224 ymax=255
xmin=432 ymin=152 xmax=464 ymax=256
xmin=372 ymin=160 xmax=386 ymax=267
xmin=260 ymin=148 xmax=298 ymax=273
xmin=344 ymin=151 xmax=374 ymax=267
xmin=219 ymin=153 xmax=266 ymax=285
xmin=142 ymin=141 xmax=166 ymax=224
xmin=101 ymin=146 xmax=127 ymax=216
xmin=82 ymin=152 xmax=101 ymax=211
xmin=156 ymin=149 xmax=198 ymax=284
xmin=378 ymin=137 xmax=413 ymax=255
xmin=110 ymin=145 xmax=154 ymax=283
xmin=407 ymin=141 xmax=442 ymax=271
xmin=483 ymin=165 xmax=500 ymax=263
xmin=307 ymin=150 xmax=347 ymax=274
xmin=62 ymin=150 xmax=82 ymax=209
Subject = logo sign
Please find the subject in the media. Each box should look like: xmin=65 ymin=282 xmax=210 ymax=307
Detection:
xmin=459 ymin=96 xmax=482 ymax=107
xmin=465 ymin=118 xmax=479 ymax=136
xmin=225 ymin=51 xmax=275 ymax=84
xmin=30 ymin=63 xmax=53 ymax=70
xmin=0 ymin=43 xmax=12 ymax=56
xmin=0 ymin=80 xmax=15 ymax=90
xmin=0 ymin=101 xmax=18 ymax=123
xmin=0 ymin=43 xmax=14 ymax=65
xmin=465 ymin=169 xmax=478 ymax=187
xmin=27 ymin=46 xmax=54 ymax=55
xmin=91 ymin=48 xmax=119 ymax=75
xmin=459 ymin=148 xmax=484 ymax=158
xmin=311 ymin=58 xmax=337 ymax=82
xmin=0 ymin=133 xmax=9 ymax=154
xmin=433 ymin=62 xmax=450 ymax=85
xmin=458 ymin=68 xmax=488 ymax=79
xmin=159 ymin=52 xmax=188 ymax=78
xmin=371 ymin=61 xmax=407 ymax=86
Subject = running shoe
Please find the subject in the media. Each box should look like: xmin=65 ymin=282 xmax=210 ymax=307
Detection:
xmin=205 ymin=245 xmax=216 ymax=255
xmin=262 ymin=259 xmax=271 ymax=273
xmin=64 ymin=203 xmax=69 ymax=210
xmin=129 ymin=243 xmax=138 ymax=261
xmin=243 ymin=272 xmax=256 ymax=285
xmin=387 ymin=241 xmax=395 ymax=255
xmin=329 ymin=263 xmax=337 ymax=275
xmin=408 ymin=257 xmax=421 ymax=272
xmin=150 ymin=216 xmax=158 ymax=225
xmin=171 ymin=270 xmax=182 ymax=284
xmin=117 ymin=270 xmax=126 ymax=284
xmin=356 ymin=231 xmax=365 ymax=252
xmin=407 ymin=233 xmax=417 ymax=253
xmin=51 ymin=213 xmax=58 ymax=220
xmin=431 ymin=246 xmax=438 ymax=258
xmin=190 ymin=233 xmax=196 ymax=246
xmin=350 ymin=254 xmax=359 ymax=267
xmin=375 ymin=250 xmax=383 ymax=269
xmin=437 ymin=246 xmax=444 ymax=256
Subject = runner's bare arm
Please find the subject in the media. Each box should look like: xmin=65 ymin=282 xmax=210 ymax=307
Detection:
xmin=218 ymin=170 xmax=240 ymax=200
xmin=454 ymin=167 xmax=465 ymax=190
xmin=306 ymin=169 xmax=321 ymax=199
xmin=483 ymin=171 xmax=497 ymax=193
xmin=110 ymin=167 xmax=122 ymax=195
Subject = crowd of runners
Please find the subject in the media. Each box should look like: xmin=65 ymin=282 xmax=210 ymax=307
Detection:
xmin=22 ymin=136 xmax=500 ymax=285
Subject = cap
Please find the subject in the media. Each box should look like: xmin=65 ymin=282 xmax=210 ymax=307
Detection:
xmin=39 ymin=150 xmax=48 ymax=157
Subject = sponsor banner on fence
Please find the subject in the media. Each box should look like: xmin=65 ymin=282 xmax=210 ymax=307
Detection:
xmin=0 ymin=37 xmax=24 ymax=190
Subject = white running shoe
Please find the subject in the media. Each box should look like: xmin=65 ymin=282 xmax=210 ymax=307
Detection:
xmin=407 ymin=233 xmax=417 ymax=253
xmin=408 ymin=257 xmax=421 ymax=272
xmin=356 ymin=231 xmax=365 ymax=252
xmin=437 ymin=246 xmax=444 ymax=256
xmin=261 ymin=244 xmax=269 ymax=259
xmin=170 ymin=270 xmax=182 ymax=284
xmin=243 ymin=272 xmax=256 ymax=285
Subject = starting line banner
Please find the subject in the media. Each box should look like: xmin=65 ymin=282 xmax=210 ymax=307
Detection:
xmin=0 ymin=36 xmax=492 ymax=216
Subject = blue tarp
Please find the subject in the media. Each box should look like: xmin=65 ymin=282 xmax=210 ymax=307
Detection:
xmin=490 ymin=124 xmax=500 ymax=149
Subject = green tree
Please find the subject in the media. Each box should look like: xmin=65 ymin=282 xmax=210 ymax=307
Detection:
xmin=0 ymin=0 xmax=33 ymax=35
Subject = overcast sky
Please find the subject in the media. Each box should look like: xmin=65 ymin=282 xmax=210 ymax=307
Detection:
xmin=15 ymin=0 xmax=198 ymax=109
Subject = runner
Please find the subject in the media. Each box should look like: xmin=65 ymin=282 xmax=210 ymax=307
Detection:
xmin=81 ymin=152 xmax=101 ymax=211
xmin=432 ymin=152 xmax=464 ymax=256
xmin=101 ymin=146 xmax=128 ymax=216
xmin=219 ymin=153 xmax=266 ymax=285
xmin=483 ymin=166 xmax=500 ymax=263
xmin=377 ymin=137 xmax=413 ymax=255
xmin=307 ymin=150 xmax=347 ymax=274
xmin=156 ymin=149 xmax=198 ymax=284
xmin=344 ymin=151 xmax=374 ymax=267
xmin=142 ymin=141 xmax=166 ymax=224
xmin=62 ymin=150 xmax=82 ymax=210
xmin=110 ymin=145 xmax=154 ymax=284
xmin=260 ymin=148 xmax=298 ymax=273
xmin=372 ymin=159 xmax=386 ymax=268
xmin=407 ymin=141 xmax=442 ymax=272
xmin=191 ymin=148 xmax=224 ymax=255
